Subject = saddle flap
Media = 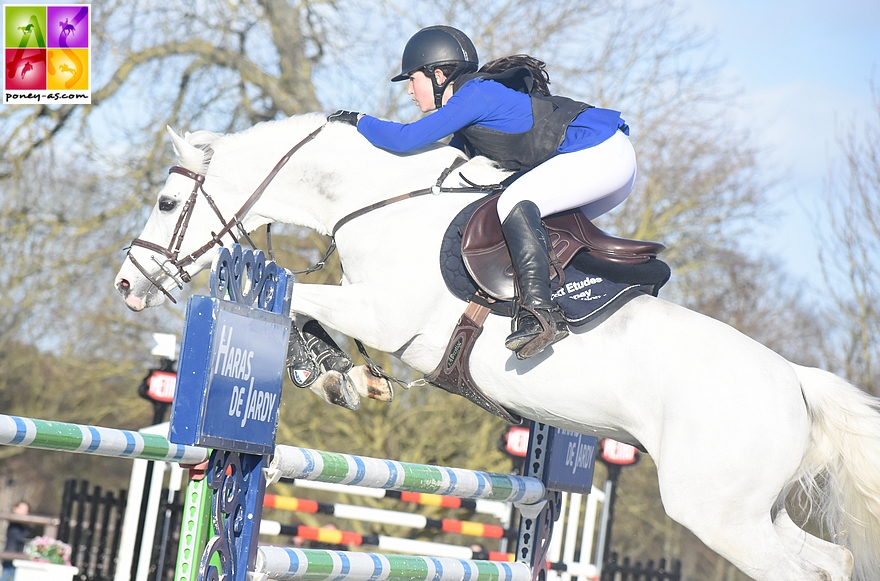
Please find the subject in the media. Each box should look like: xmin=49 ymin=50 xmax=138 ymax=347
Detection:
xmin=460 ymin=196 xmax=516 ymax=300
xmin=545 ymin=210 xmax=666 ymax=265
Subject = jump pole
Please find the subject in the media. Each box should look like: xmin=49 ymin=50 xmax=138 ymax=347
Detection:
xmin=254 ymin=547 xmax=531 ymax=581
xmin=0 ymin=414 xmax=207 ymax=464
xmin=268 ymin=445 xmax=545 ymax=504
xmin=284 ymin=479 xmax=511 ymax=521
xmin=261 ymin=493 xmax=517 ymax=539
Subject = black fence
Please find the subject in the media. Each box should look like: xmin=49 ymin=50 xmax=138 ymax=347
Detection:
xmin=58 ymin=479 xmax=186 ymax=581
xmin=145 ymin=489 xmax=185 ymax=581
xmin=59 ymin=480 xmax=127 ymax=581
xmin=601 ymin=552 xmax=682 ymax=581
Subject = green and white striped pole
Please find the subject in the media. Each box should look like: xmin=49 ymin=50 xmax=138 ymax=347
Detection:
xmin=270 ymin=445 xmax=545 ymax=504
xmin=0 ymin=414 xmax=207 ymax=464
xmin=255 ymin=547 xmax=533 ymax=581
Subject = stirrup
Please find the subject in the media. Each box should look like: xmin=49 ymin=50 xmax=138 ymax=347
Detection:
xmin=506 ymin=306 xmax=568 ymax=360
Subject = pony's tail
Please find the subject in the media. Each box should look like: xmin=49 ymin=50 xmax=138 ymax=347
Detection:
xmin=792 ymin=363 xmax=880 ymax=580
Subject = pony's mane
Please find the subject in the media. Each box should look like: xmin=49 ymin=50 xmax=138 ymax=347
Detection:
xmin=179 ymin=113 xmax=508 ymax=184
xmin=182 ymin=113 xmax=327 ymax=170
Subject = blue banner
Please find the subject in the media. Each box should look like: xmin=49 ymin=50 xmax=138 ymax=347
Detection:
xmin=169 ymin=245 xmax=292 ymax=455
xmin=170 ymin=297 xmax=289 ymax=454
xmin=544 ymin=429 xmax=597 ymax=495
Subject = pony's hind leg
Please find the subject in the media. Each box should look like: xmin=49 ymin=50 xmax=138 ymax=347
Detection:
xmin=774 ymin=508 xmax=853 ymax=581
xmin=665 ymin=506 xmax=835 ymax=581
xmin=656 ymin=445 xmax=836 ymax=580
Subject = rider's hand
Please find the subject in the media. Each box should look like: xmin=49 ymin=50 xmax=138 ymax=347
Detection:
xmin=327 ymin=110 xmax=361 ymax=127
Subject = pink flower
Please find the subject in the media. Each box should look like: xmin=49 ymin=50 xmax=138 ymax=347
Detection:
xmin=23 ymin=536 xmax=72 ymax=566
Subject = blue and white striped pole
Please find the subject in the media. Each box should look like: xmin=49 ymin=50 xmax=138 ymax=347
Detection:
xmin=254 ymin=547 xmax=533 ymax=581
xmin=270 ymin=445 xmax=545 ymax=504
xmin=0 ymin=414 xmax=207 ymax=464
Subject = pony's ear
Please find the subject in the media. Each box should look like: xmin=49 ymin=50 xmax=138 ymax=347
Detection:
xmin=167 ymin=125 xmax=206 ymax=171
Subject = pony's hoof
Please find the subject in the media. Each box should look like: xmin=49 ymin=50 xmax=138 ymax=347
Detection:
xmin=347 ymin=365 xmax=393 ymax=402
xmin=309 ymin=370 xmax=360 ymax=410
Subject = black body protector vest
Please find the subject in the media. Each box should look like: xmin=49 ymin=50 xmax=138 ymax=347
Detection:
xmin=452 ymin=67 xmax=593 ymax=172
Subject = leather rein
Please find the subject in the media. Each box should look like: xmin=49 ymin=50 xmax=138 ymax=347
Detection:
xmin=126 ymin=123 xmax=503 ymax=305
xmin=125 ymin=125 xmax=324 ymax=303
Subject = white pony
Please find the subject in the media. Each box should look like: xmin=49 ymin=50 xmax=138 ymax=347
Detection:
xmin=115 ymin=113 xmax=880 ymax=581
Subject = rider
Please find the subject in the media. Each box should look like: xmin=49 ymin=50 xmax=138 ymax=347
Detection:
xmin=328 ymin=25 xmax=637 ymax=360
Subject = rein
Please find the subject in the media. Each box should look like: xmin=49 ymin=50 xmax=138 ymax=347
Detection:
xmin=126 ymin=125 xmax=324 ymax=303
xmin=127 ymin=121 xmax=503 ymax=311
xmin=127 ymin=121 xmax=506 ymax=389
xmin=290 ymin=156 xmax=505 ymax=278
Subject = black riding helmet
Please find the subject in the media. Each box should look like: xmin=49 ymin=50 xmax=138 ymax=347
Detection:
xmin=391 ymin=25 xmax=478 ymax=109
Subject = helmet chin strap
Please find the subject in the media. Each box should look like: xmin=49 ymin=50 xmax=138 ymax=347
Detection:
xmin=432 ymin=77 xmax=452 ymax=109
xmin=425 ymin=65 xmax=477 ymax=109
xmin=430 ymin=66 xmax=466 ymax=109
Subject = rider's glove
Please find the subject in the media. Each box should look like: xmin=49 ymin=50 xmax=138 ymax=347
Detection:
xmin=327 ymin=110 xmax=361 ymax=127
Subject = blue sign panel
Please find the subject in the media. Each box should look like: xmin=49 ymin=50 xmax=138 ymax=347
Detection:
xmin=169 ymin=246 xmax=292 ymax=455
xmin=544 ymin=428 xmax=598 ymax=495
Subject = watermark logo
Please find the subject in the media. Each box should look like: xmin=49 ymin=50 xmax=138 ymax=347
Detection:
xmin=3 ymin=4 xmax=90 ymax=104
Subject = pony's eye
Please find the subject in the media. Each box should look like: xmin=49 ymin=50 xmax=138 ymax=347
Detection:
xmin=159 ymin=198 xmax=177 ymax=212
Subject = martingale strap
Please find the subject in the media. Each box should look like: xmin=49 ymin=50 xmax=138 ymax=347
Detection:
xmin=328 ymin=160 xmax=506 ymax=395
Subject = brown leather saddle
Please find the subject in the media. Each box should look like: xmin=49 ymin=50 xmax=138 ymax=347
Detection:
xmin=461 ymin=194 xmax=666 ymax=300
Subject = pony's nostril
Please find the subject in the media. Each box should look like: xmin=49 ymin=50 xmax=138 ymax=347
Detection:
xmin=117 ymin=278 xmax=131 ymax=295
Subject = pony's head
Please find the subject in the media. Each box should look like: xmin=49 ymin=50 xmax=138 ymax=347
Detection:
xmin=115 ymin=126 xmax=238 ymax=311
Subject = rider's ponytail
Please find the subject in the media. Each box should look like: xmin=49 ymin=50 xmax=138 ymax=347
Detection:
xmin=477 ymin=54 xmax=552 ymax=96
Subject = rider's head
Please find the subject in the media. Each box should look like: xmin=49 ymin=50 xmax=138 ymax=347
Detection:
xmin=391 ymin=26 xmax=478 ymax=110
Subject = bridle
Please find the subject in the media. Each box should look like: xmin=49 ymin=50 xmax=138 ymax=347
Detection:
xmin=125 ymin=125 xmax=325 ymax=304
xmin=126 ymin=121 xmax=503 ymax=306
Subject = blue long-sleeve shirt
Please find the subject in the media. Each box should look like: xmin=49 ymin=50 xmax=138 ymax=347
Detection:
xmin=358 ymin=78 xmax=627 ymax=157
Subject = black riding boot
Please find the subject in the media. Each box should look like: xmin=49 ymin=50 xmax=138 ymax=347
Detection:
xmin=502 ymin=201 xmax=569 ymax=359
xmin=287 ymin=320 xmax=352 ymax=388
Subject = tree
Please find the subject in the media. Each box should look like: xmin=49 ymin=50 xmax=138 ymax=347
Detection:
xmin=821 ymin=83 xmax=880 ymax=395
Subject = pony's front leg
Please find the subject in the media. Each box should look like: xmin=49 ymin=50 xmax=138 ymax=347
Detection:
xmin=289 ymin=282 xmax=419 ymax=353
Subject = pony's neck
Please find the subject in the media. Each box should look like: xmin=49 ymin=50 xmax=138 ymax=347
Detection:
xmin=209 ymin=115 xmax=465 ymax=236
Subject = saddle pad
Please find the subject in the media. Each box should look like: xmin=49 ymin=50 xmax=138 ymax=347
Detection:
xmin=551 ymin=272 xmax=651 ymax=325
xmin=440 ymin=199 xmax=658 ymax=327
xmin=440 ymin=198 xmax=493 ymax=307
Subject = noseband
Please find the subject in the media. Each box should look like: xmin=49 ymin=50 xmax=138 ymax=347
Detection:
xmin=125 ymin=125 xmax=325 ymax=304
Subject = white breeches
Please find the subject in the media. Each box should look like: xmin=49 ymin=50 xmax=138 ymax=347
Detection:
xmin=496 ymin=130 xmax=637 ymax=222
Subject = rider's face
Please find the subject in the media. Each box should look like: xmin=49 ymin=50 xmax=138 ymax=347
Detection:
xmin=407 ymin=70 xmax=437 ymax=112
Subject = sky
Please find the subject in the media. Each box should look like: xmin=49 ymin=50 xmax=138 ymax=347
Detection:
xmin=681 ymin=0 xmax=880 ymax=283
